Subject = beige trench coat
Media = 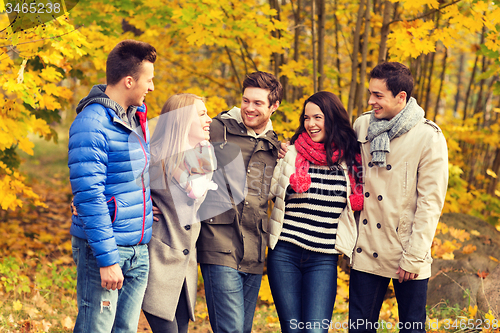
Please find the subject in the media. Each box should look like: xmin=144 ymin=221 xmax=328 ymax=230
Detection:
xmin=352 ymin=112 xmax=448 ymax=279
xmin=142 ymin=161 xmax=203 ymax=321
xmin=268 ymin=145 xmax=358 ymax=259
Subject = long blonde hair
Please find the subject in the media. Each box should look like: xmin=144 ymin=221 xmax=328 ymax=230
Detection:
xmin=150 ymin=93 xmax=205 ymax=179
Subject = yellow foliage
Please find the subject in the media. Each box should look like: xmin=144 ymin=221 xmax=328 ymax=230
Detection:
xmin=485 ymin=310 xmax=496 ymax=322
xmin=432 ymin=238 xmax=461 ymax=259
xmin=468 ymin=305 xmax=478 ymax=319
xmin=489 ymin=256 xmax=499 ymax=263
xmin=259 ymin=274 xmax=274 ymax=304
xmin=13 ymin=300 xmax=23 ymax=311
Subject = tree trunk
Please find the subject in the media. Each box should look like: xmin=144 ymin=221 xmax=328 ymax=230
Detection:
xmin=333 ymin=0 xmax=342 ymax=100
xmin=462 ymin=28 xmax=484 ymax=122
xmin=487 ymin=147 xmax=500 ymax=195
xmin=317 ymin=0 xmax=326 ymax=91
xmin=357 ymin=0 xmax=372 ymax=116
xmin=378 ymin=1 xmax=392 ymax=63
xmin=291 ymin=0 xmax=302 ymax=102
xmin=433 ymin=47 xmax=448 ymax=123
xmin=347 ymin=0 xmax=366 ymax=119
xmin=453 ymin=53 xmax=465 ymax=117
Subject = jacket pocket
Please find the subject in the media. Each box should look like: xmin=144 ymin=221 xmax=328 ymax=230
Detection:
xmin=107 ymin=196 xmax=118 ymax=223
xmin=201 ymin=208 xmax=236 ymax=225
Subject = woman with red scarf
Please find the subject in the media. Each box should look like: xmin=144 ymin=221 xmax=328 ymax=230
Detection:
xmin=267 ymin=91 xmax=363 ymax=333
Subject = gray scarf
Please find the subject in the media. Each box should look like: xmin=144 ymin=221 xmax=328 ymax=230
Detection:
xmin=367 ymin=97 xmax=424 ymax=167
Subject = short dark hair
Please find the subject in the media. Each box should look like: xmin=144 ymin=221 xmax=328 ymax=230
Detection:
xmin=242 ymin=71 xmax=283 ymax=107
xmin=369 ymin=62 xmax=413 ymax=102
xmin=106 ymin=39 xmax=157 ymax=86
xmin=290 ymin=91 xmax=361 ymax=181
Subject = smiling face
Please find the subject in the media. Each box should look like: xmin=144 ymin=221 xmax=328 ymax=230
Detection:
xmin=368 ymin=78 xmax=406 ymax=120
xmin=304 ymin=102 xmax=325 ymax=143
xmin=188 ymin=99 xmax=211 ymax=146
xmin=240 ymin=87 xmax=279 ymax=134
xmin=196 ymin=99 xmax=211 ymax=141
xmin=127 ymin=61 xmax=155 ymax=107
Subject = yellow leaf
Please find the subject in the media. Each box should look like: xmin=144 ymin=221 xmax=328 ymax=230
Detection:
xmin=489 ymin=256 xmax=499 ymax=263
xmin=259 ymin=275 xmax=274 ymax=303
xmin=13 ymin=300 xmax=23 ymax=311
xmin=471 ymin=230 xmax=480 ymax=236
xmin=468 ymin=305 xmax=477 ymax=318
xmin=449 ymin=227 xmax=470 ymax=242
xmin=486 ymin=169 xmax=498 ymax=178
xmin=485 ymin=310 xmax=496 ymax=322
xmin=442 ymin=252 xmax=455 ymax=260
xmin=495 ymin=190 xmax=500 ymax=197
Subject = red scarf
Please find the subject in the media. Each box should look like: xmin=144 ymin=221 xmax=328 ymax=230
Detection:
xmin=289 ymin=132 xmax=364 ymax=211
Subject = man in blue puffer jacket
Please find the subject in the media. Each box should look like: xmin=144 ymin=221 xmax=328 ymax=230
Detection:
xmin=68 ymin=40 xmax=156 ymax=333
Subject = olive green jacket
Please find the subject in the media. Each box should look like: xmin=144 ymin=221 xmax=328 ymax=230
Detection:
xmin=197 ymin=110 xmax=280 ymax=274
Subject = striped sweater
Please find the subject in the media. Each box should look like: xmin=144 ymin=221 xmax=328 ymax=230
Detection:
xmin=279 ymin=164 xmax=347 ymax=253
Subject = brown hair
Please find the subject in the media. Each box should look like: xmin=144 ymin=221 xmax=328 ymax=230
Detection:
xmin=242 ymin=71 xmax=283 ymax=107
xmin=106 ymin=39 xmax=157 ymax=86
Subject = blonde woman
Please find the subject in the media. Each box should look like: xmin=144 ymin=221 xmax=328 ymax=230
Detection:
xmin=142 ymin=94 xmax=215 ymax=333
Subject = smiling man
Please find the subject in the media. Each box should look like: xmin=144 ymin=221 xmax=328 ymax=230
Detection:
xmin=68 ymin=40 xmax=156 ymax=333
xmin=197 ymin=71 xmax=282 ymax=333
xmin=348 ymin=62 xmax=448 ymax=333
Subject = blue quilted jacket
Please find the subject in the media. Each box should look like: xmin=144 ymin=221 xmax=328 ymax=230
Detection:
xmin=68 ymin=85 xmax=153 ymax=267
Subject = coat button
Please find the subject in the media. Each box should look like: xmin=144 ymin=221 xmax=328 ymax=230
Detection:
xmin=245 ymin=201 xmax=249 ymax=205
xmin=183 ymin=249 xmax=189 ymax=255
xmin=365 ymin=192 xmax=370 ymax=198
xmin=209 ymin=218 xmax=213 ymax=222
xmin=378 ymin=195 xmax=383 ymax=201
xmin=185 ymin=225 xmax=191 ymax=230
xmin=356 ymin=248 xmax=362 ymax=253
xmin=365 ymin=136 xmax=369 ymax=140
xmin=368 ymin=162 xmax=373 ymax=168
xmin=386 ymin=164 xmax=392 ymax=170
xmin=377 ymin=223 xmax=381 ymax=229
xmin=396 ymin=227 xmax=398 ymax=232
xmin=240 ymin=130 xmax=245 ymax=134
xmin=363 ymin=219 xmax=368 ymax=225
xmin=187 ymin=199 xmax=194 ymax=206
xmin=373 ymin=252 xmax=378 ymax=258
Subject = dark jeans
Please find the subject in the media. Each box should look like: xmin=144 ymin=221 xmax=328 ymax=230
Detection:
xmin=200 ymin=264 xmax=262 ymax=333
xmin=143 ymin=284 xmax=189 ymax=333
xmin=348 ymin=269 xmax=428 ymax=333
xmin=268 ymin=241 xmax=339 ymax=333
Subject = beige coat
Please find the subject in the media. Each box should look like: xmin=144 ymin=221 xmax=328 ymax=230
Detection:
xmin=352 ymin=112 xmax=448 ymax=279
xmin=142 ymin=161 xmax=203 ymax=321
xmin=268 ymin=145 xmax=358 ymax=259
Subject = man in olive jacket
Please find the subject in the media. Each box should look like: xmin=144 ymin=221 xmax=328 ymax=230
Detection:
xmin=348 ymin=62 xmax=448 ymax=333
xmin=197 ymin=71 xmax=282 ymax=333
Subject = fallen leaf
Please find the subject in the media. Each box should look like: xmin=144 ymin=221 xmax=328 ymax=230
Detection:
xmin=489 ymin=256 xmax=499 ymax=263
xmin=477 ymin=270 xmax=489 ymax=279
xmin=62 ymin=316 xmax=74 ymax=329
xmin=462 ymin=244 xmax=477 ymax=254
xmin=13 ymin=300 xmax=23 ymax=311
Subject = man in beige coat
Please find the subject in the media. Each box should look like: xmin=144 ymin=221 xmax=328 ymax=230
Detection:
xmin=348 ymin=62 xmax=448 ymax=333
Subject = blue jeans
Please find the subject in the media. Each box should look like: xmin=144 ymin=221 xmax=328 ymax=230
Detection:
xmin=348 ymin=269 xmax=428 ymax=333
xmin=267 ymin=241 xmax=339 ymax=333
xmin=71 ymin=236 xmax=149 ymax=333
xmin=200 ymin=264 xmax=262 ymax=333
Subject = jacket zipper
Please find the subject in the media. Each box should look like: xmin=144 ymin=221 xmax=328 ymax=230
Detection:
xmin=137 ymin=135 xmax=148 ymax=244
